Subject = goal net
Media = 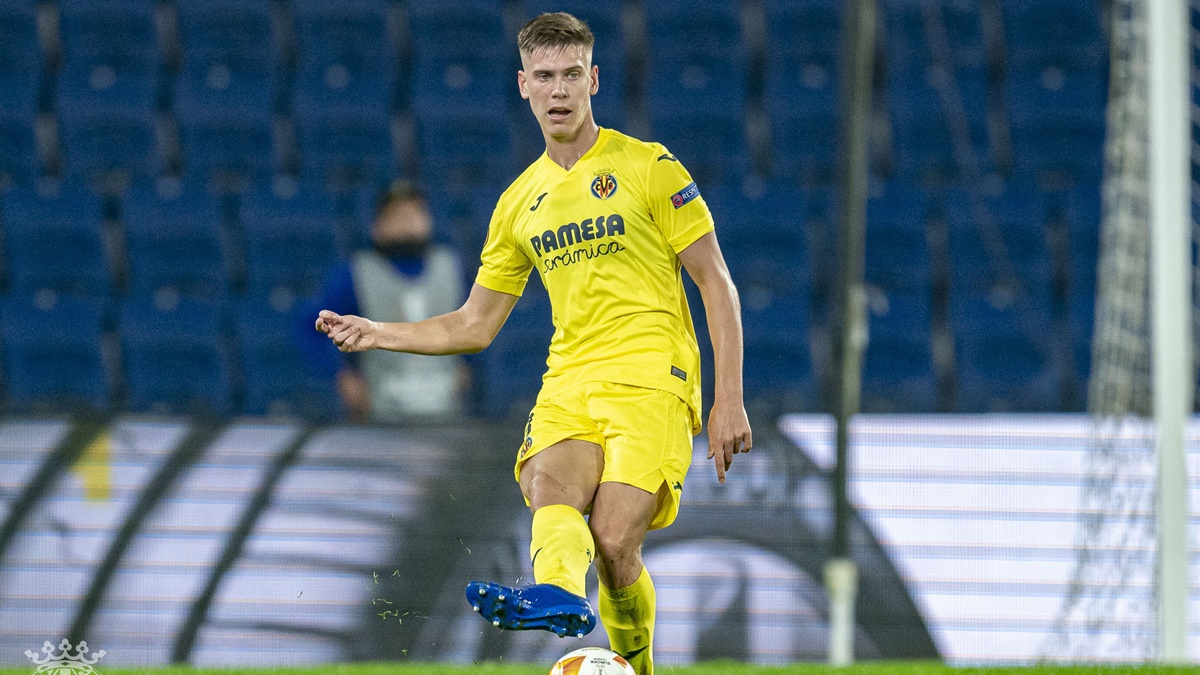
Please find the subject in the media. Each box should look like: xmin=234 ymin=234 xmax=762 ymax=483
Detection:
xmin=1044 ymin=0 xmax=1196 ymax=661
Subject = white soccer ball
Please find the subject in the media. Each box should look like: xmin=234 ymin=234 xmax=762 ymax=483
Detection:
xmin=548 ymin=646 xmax=636 ymax=675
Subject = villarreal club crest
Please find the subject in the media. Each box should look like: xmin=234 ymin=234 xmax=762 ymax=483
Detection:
xmin=591 ymin=171 xmax=618 ymax=200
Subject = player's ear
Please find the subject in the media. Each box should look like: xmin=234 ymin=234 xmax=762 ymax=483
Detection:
xmin=517 ymin=70 xmax=530 ymax=100
xmin=589 ymin=65 xmax=599 ymax=95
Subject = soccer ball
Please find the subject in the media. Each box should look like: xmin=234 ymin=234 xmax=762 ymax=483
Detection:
xmin=548 ymin=647 xmax=635 ymax=675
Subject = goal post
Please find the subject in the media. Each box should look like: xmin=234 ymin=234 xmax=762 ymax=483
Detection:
xmin=1146 ymin=0 xmax=1191 ymax=662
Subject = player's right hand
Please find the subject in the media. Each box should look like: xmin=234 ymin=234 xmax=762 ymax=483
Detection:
xmin=315 ymin=310 xmax=378 ymax=353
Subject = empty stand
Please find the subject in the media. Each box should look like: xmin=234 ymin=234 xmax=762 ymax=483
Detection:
xmin=238 ymin=181 xmax=340 ymax=297
xmin=291 ymin=0 xmax=397 ymax=185
xmin=119 ymin=295 xmax=232 ymax=415
xmin=174 ymin=0 xmax=279 ymax=182
xmin=0 ymin=293 xmax=110 ymax=412
xmin=56 ymin=0 xmax=161 ymax=180
xmin=122 ymin=182 xmax=230 ymax=298
xmin=233 ymin=294 xmax=340 ymax=419
xmin=2 ymin=183 xmax=109 ymax=294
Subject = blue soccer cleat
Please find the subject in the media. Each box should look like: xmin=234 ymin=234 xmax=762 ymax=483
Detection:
xmin=465 ymin=580 xmax=597 ymax=638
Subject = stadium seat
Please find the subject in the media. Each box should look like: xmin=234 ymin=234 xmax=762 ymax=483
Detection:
xmin=119 ymin=293 xmax=232 ymax=415
xmin=0 ymin=118 xmax=40 ymax=183
xmin=888 ymin=68 xmax=990 ymax=181
xmin=1002 ymin=0 xmax=1104 ymax=74
xmin=0 ymin=0 xmax=41 ymax=122
xmin=174 ymin=0 xmax=280 ymax=182
xmin=233 ymin=294 xmax=340 ymax=420
xmin=121 ymin=181 xmax=230 ymax=298
xmin=477 ymin=276 xmax=553 ymax=418
xmin=951 ymin=293 xmax=1060 ymax=412
xmin=763 ymin=0 xmax=840 ymax=183
xmin=1 ymin=183 xmax=109 ymax=294
xmin=713 ymin=181 xmax=809 ymax=292
xmin=408 ymin=0 xmax=509 ymax=116
xmin=0 ymin=292 xmax=111 ymax=412
xmin=645 ymin=0 xmax=749 ymax=183
xmin=520 ymin=0 xmax=627 ymax=127
xmin=864 ymin=182 xmax=931 ymax=292
xmin=415 ymin=111 xmax=515 ymax=189
xmin=885 ymin=0 xmax=987 ymax=79
xmin=862 ymin=289 xmax=936 ymax=412
xmin=291 ymin=0 xmax=397 ymax=185
xmin=238 ymin=181 xmax=341 ymax=297
xmin=56 ymin=0 xmax=161 ymax=180
xmin=1005 ymin=68 xmax=1106 ymax=184
xmin=742 ymin=285 xmax=813 ymax=413
xmin=944 ymin=183 xmax=1051 ymax=297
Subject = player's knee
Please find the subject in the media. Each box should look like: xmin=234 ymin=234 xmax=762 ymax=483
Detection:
xmin=590 ymin=521 xmax=640 ymax=562
xmin=524 ymin=472 xmax=591 ymax=512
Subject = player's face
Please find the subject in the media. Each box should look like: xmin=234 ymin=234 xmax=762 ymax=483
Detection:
xmin=518 ymin=44 xmax=599 ymax=141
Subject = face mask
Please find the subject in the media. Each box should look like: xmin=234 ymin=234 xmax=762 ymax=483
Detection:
xmin=374 ymin=239 xmax=430 ymax=261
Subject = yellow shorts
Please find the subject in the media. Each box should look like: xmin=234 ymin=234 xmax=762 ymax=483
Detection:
xmin=514 ymin=381 xmax=696 ymax=530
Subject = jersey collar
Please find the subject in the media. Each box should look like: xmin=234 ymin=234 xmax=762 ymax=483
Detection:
xmin=540 ymin=127 xmax=610 ymax=173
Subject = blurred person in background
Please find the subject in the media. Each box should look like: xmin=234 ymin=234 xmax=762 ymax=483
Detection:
xmin=300 ymin=180 xmax=466 ymax=421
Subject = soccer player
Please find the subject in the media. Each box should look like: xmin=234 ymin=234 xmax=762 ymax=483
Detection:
xmin=316 ymin=12 xmax=751 ymax=674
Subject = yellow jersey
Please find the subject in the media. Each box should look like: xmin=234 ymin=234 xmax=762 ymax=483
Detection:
xmin=475 ymin=127 xmax=714 ymax=429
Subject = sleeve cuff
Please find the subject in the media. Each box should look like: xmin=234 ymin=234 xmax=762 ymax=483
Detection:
xmin=668 ymin=216 xmax=716 ymax=253
xmin=475 ymin=268 xmax=528 ymax=297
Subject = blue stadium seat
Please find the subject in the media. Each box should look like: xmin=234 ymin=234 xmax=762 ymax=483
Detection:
xmin=952 ymin=293 xmax=1060 ymax=412
xmin=56 ymin=0 xmax=161 ymax=179
xmin=122 ymin=182 xmax=230 ymax=297
xmin=0 ymin=0 xmax=41 ymax=121
xmin=885 ymin=0 xmax=986 ymax=79
xmin=1066 ymin=181 xmax=1100 ymax=296
xmin=234 ymin=294 xmax=340 ymax=420
xmin=0 ymin=292 xmax=111 ymax=412
xmin=416 ymin=111 xmax=515 ymax=188
xmin=239 ymin=181 xmax=340 ymax=296
xmin=292 ymin=0 xmax=396 ymax=185
xmin=0 ymin=118 xmax=40 ymax=182
xmin=1006 ymin=68 xmax=1106 ymax=183
xmin=862 ymin=289 xmax=936 ymax=412
xmin=764 ymin=0 xmax=840 ymax=182
xmin=174 ymin=0 xmax=279 ymax=182
xmin=119 ymin=294 xmax=232 ymax=415
xmin=1 ymin=183 xmax=109 ymax=293
xmin=645 ymin=0 xmax=748 ymax=183
xmin=1002 ymin=0 xmax=1104 ymax=74
xmin=408 ymin=1 xmax=509 ymax=116
xmin=944 ymin=184 xmax=1051 ymax=296
xmin=865 ymin=182 xmax=931 ymax=292
xmin=712 ymin=181 xmax=808 ymax=291
xmin=477 ymin=275 xmax=553 ymax=418
xmin=520 ymin=0 xmax=627 ymax=127
xmin=742 ymin=286 xmax=812 ymax=412
xmin=889 ymin=68 xmax=990 ymax=180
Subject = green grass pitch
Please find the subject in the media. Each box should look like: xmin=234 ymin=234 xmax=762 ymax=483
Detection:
xmin=1 ymin=662 xmax=1195 ymax=674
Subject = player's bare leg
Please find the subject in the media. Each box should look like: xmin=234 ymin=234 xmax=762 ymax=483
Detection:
xmin=589 ymin=481 xmax=663 ymax=675
xmin=467 ymin=439 xmax=603 ymax=638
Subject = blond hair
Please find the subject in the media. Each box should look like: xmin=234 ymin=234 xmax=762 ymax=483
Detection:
xmin=517 ymin=12 xmax=595 ymax=60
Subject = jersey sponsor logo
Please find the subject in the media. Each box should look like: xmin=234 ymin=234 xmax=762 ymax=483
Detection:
xmin=530 ymin=192 xmax=548 ymax=211
xmin=530 ymin=214 xmax=626 ymax=257
xmin=530 ymin=214 xmax=629 ymax=272
xmin=657 ymin=153 xmax=677 ymax=162
xmin=670 ymin=365 xmax=687 ymax=381
xmin=670 ymin=181 xmax=700 ymax=209
xmin=590 ymin=172 xmax=618 ymax=200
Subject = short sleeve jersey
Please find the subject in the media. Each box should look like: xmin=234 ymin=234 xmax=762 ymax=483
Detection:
xmin=475 ymin=128 xmax=713 ymax=427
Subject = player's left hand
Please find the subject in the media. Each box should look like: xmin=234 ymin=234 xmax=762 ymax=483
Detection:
xmin=706 ymin=399 xmax=752 ymax=484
